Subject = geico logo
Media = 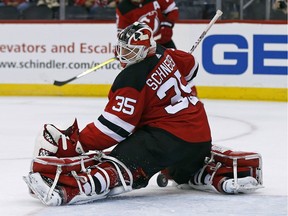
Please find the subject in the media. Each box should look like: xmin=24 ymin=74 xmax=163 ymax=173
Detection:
xmin=202 ymin=35 xmax=287 ymax=75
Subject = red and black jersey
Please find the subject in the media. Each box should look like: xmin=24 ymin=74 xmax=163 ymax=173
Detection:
xmin=116 ymin=0 xmax=178 ymax=38
xmin=79 ymin=45 xmax=211 ymax=151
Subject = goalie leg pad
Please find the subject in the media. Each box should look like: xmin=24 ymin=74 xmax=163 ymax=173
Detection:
xmin=23 ymin=172 xmax=109 ymax=206
xmin=189 ymin=145 xmax=263 ymax=194
xmin=23 ymin=153 xmax=133 ymax=205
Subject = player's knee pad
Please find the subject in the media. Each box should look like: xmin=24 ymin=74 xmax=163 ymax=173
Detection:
xmin=23 ymin=151 xmax=133 ymax=205
xmin=189 ymin=145 xmax=263 ymax=194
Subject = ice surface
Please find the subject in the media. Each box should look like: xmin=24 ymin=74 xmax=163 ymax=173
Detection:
xmin=0 ymin=97 xmax=287 ymax=216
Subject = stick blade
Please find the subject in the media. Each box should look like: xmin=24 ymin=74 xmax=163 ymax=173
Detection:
xmin=53 ymin=80 xmax=67 ymax=86
xmin=53 ymin=77 xmax=77 ymax=86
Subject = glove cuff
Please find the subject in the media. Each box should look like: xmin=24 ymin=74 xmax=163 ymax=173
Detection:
xmin=161 ymin=21 xmax=174 ymax=28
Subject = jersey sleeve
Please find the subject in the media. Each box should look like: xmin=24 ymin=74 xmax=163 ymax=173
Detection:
xmin=158 ymin=0 xmax=179 ymax=22
xmin=167 ymin=49 xmax=199 ymax=82
xmin=79 ymin=67 xmax=147 ymax=151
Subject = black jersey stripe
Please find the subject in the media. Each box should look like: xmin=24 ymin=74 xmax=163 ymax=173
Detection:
xmin=187 ymin=64 xmax=199 ymax=82
xmin=98 ymin=115 xmax=130 ymax=138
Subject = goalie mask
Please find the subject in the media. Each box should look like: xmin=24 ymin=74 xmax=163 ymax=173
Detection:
xmin=116 ymin=22 xmax=156 ymax=68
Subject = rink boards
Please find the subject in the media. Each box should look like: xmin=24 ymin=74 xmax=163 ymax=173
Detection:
xmin=0 ymin=21 xmax=287 ymax=101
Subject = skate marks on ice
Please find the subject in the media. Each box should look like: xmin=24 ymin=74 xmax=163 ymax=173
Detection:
xmin=208 ymin=114 xmax=257 ymax=143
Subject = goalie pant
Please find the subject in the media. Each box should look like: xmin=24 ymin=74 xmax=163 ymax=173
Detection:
xmin=23 ymin=152 xmax=148 ymax=206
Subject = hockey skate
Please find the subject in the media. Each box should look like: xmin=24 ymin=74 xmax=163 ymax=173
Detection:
xmin=23 ymin=172 xmax=63 ymax=206
xmin=221 ymin=176 xmax=262 ymax=194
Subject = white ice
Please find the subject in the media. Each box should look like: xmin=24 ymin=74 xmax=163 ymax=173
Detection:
xmin=0 ymin=97 xmax=287 ymax=216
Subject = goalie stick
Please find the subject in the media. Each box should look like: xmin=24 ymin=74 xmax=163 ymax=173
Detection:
xmin=188 ymin=9 xmax=223 ymax=54
xmin=53 ymin=57 xmax=116 ymax=86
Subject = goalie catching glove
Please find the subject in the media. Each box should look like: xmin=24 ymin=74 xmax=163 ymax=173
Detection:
xmin=33 ymin=119 xmax=85 ymax=157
